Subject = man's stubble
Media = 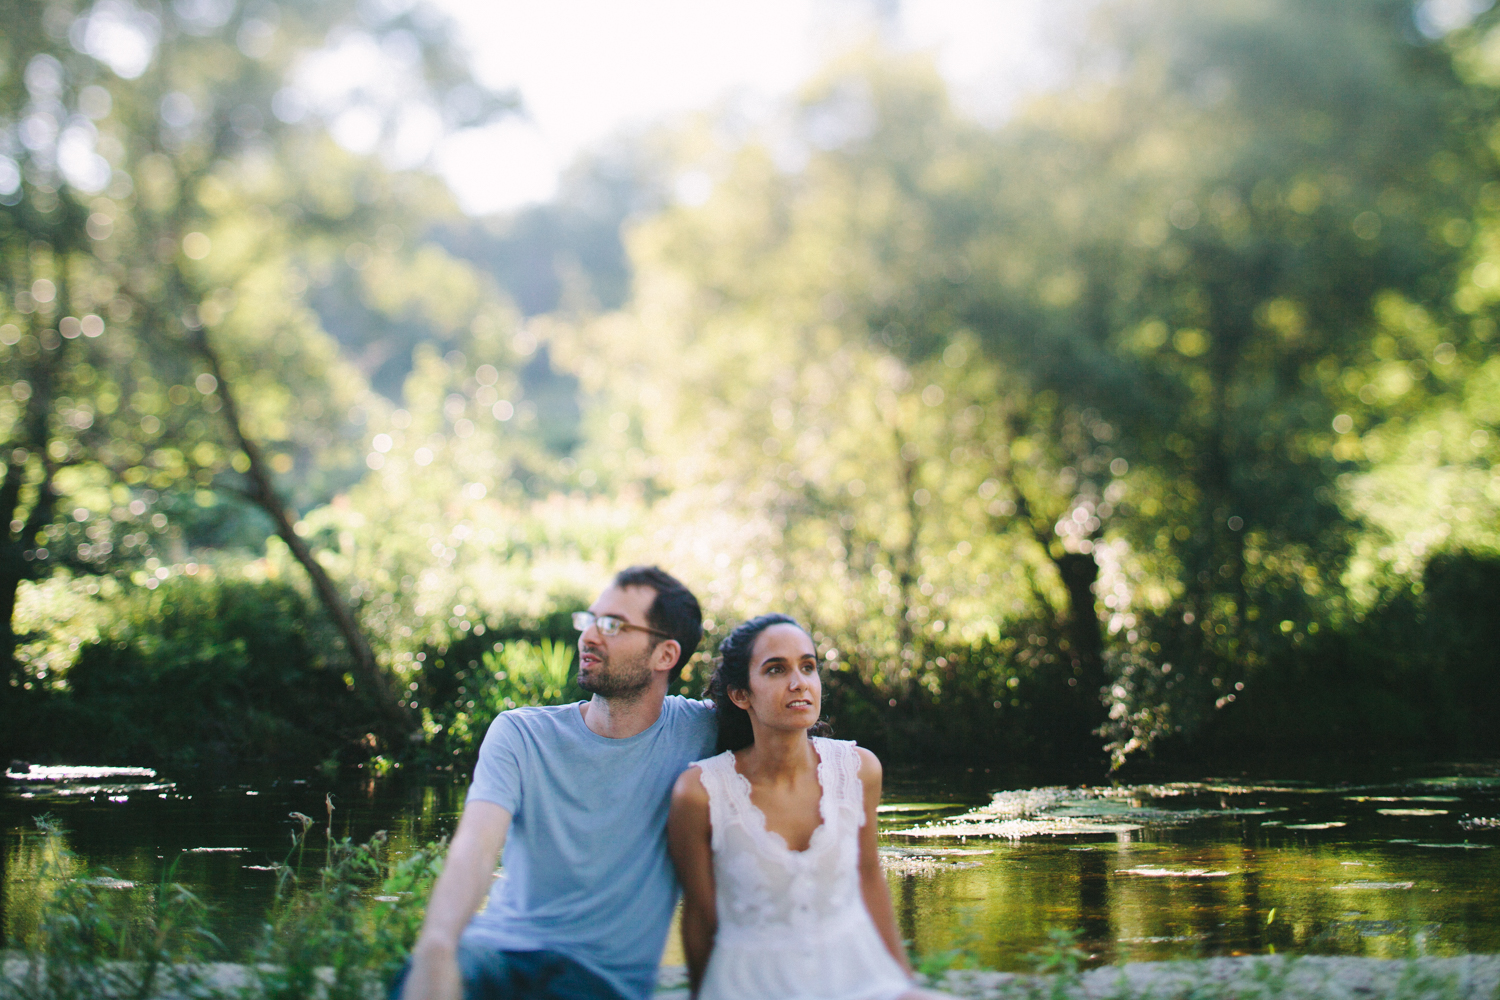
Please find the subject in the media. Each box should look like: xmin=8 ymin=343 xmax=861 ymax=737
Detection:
xmin=577 ymin=640 xmax=656 ymax=699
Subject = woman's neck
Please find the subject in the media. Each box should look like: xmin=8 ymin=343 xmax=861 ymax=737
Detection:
xmin=739 ymin=726 xmax=817 ymax=784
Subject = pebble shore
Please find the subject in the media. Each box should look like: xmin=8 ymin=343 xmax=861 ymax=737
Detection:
xmin=653 ymin=955 xmax=1500 ymax=999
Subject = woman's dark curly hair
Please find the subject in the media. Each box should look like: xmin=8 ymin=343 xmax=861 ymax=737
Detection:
xmin=708 ymin=613 xmax=833 ymax=752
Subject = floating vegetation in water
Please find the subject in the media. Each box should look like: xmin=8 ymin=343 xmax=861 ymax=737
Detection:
xmin=5 ymin=765 xmax=158 ymax=781
xmin=891 ymin=784 xmax=1284 ymax=840
xmin=184 ymin=847 xmax=249 ymax=853
xmin=1138 ymin=780 xmax=1336 ymax=796
xmin=1459 ymin=817 xmax=1500 ymax=830
xmin=83 ymin=876 xmax=137 ymax=888
xmin=1414 ymin=842 xmax=1492 ymax=850
xmin=12 ymin=781 xmax=177 ymax=798
xmin=878 ymin=803 xmax=960 ymax=813
xmin=892 ymin=817 xmax=1144 ymax=839
xmin=1347 ymin=919 xmax=1406 ymax=937
xmin=1284 ymin=822 xmax=1347 ymax=830
xmin=1333 ymin=881 xmax=1415 ymax=890
xmin=1409 ymin=776 xmax=1500 ymax=790
xmin=1344 ymin=795 xmax=1461 ymax=803
xmin=1117 ymin=867 xmax=1234 ymax=878
xmin=880 ymin=848 xmax=987 ymax=876
xmin=1377 ymin=808 xmax=1449 ymax=816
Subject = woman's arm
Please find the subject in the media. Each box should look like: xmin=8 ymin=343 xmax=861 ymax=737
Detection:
xmin=667 ymin=766 xmax=718 ymax=997
xmin=855 ymin=747 xmax=915 ymax=978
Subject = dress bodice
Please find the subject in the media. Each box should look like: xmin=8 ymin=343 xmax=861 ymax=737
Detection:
xmin=694 ymin=737 xmax=866 ymax=946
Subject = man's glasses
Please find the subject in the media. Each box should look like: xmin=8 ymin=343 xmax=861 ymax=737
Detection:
xmin=572 ymin=611 xmax=672 ymax=639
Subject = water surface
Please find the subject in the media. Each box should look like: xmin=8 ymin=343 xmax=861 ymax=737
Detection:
xmin=4 ymin=757 xmax=1497 ymax=971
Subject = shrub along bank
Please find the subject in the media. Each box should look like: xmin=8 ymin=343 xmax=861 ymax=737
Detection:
xmin=3 ymin=554 xmax=1498 ymax=773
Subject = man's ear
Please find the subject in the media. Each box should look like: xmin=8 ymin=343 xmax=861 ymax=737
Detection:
xmin=651 ymin=638 xmax=681 ymax=675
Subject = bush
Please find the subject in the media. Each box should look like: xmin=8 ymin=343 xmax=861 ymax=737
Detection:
xmin=13 ymin=574 xmax=379 ymax=767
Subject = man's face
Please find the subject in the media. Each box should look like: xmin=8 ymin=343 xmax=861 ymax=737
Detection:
xmin=576 ymin=584 xmax=661 ymax=698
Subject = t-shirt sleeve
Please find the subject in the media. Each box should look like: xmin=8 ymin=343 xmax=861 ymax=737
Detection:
xmin=683 ymin=697 xmax=719 ymax=757
xmin=466 ymin=712 xmax=525 ymax=814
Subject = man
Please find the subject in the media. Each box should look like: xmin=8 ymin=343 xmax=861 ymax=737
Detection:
xmin=396 ymin=566 xmax=717 ymax=1000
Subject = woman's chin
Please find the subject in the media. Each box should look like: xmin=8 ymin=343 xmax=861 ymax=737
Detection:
xmin=760 ymin=710 xmax=819 ymax=731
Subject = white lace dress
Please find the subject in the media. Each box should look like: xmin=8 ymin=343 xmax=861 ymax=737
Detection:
xmin=693 ymin=737 xmax=913 ymax=1000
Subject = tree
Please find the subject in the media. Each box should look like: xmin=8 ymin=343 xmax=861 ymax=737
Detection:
xmin=0 ymin=0 xmax=515 ymax=734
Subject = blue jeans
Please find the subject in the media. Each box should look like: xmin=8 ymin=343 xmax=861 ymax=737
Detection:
xmin=388 ymin=945 xmax=630 ymax=1000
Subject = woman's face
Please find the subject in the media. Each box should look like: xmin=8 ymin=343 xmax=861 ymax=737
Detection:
xmin=730 ymin=623 xmax=821 ymax=732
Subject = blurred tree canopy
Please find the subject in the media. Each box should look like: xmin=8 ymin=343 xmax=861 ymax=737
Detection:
xmin=3 ymin=0 xmax=1498 ymax=767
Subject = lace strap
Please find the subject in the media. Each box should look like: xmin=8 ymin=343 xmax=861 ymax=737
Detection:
xmin=694 ymin=751 xmax=746 ymax=850
xmin=814 ymin=737 xmax=867 ymax=827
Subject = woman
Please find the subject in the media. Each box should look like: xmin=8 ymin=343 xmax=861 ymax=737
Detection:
xmin=667 ymin=614 xmax=953 ymax=1000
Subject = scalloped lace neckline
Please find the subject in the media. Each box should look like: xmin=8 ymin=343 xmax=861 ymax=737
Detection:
xmin=726 ymin=740 xmax=833 ymax=857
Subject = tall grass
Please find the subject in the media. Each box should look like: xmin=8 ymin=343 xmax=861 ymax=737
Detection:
xmin=3 ymin=814 xmax=441 ymax=1000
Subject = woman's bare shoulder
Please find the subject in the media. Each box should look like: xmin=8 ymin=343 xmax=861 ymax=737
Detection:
xmin=671 ymin=762 xmax=711 ymax=805
xmin=854 ymin=745 xmax=883 ymax=788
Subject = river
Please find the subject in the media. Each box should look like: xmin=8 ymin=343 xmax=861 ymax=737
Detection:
xmin=3 ymin=755 xmax=1497 ymax=972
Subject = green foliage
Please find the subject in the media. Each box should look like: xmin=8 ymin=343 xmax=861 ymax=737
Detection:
xmin=7 ymin=570 xmax=368 ymax=766
xmin=485 ymin=639 xmax=578 ymax=706
xmin=418 ymin=634 xmax=584 ymax=763
xmin=6 ymin=0 xmax=1500 ymax=769
xmin=6 ymin=816 xmax=440 ymax=1000
xmin=247 ymin=826 xmax=442 ymax=999
xmin=1029 ymin=928 xmax=1088 ymax=1000
xmin=8 ymin=816 xmax=221 ymax=1000
xmin=913 ymin=905 xmax=985 ymax=982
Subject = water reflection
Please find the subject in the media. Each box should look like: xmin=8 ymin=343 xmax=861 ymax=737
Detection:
xmin=1 ymin=767 xmax=466 ymax=953
xmin=3 ymin=761 xmax=1497 ymax=970
xmin=880 ymin=771 xmax=1500 ymax=970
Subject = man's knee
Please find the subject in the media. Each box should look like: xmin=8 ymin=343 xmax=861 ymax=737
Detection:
xmin=389 ymin=946 xmax=626 ymax=1000
xmin=505 ymin=950 xmax=628 ymax=1000
xmin=387 ymin=943 xmax=508 ymax=1000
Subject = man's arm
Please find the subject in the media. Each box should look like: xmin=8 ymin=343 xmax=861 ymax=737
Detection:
xmin=400 ymin=800 xmax=512 ymax=1000
xmin=666 ymin=767 xmax=717 ymax=997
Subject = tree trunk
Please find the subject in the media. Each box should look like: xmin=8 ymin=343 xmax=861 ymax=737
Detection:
xmin=1053 ymin=551 xmax=1107 ymax=735
xmin=889 ymin=426 xmax=923 ymax=708
xmin=996 ymin=414 xmax=1108 ymax=750
xmin=194 ymin=332 xmax=412 ymax=738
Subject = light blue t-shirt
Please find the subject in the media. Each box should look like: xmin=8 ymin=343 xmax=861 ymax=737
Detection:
xmin=461 ymin=696 xmax=718 ymax=1000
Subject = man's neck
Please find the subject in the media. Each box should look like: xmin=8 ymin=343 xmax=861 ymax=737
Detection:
xmin=579 ymin=686 xmax=669 ymax=739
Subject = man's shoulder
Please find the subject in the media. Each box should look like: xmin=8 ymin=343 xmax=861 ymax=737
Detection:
xmin=484 ymin=702 xmax=581 ymax=740
xmin=504 ymin=702 xmax=583 ymax=720
xmin=662 ymin=695 xmax=717 ymax=734
xmin=663 ymin=694 xmax=715 ymax=718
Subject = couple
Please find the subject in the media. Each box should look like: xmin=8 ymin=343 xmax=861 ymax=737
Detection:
xmin=396 ymin=566 xmax=952 ymax=1000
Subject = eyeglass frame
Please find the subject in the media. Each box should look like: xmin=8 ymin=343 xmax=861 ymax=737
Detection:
xmin=572 ymin=610 xmax=673 ymax=640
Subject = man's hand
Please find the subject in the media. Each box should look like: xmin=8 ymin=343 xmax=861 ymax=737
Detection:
xmin=399 ymin=938 xmax=462 ymax=1000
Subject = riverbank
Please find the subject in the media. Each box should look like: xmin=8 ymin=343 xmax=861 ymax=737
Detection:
xmin=670 ymin=955 xmax=1500 ymax=999
xmin=7 ymin=955 xmax=1496 ymax=999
